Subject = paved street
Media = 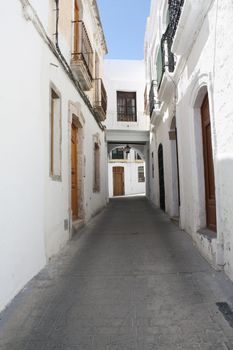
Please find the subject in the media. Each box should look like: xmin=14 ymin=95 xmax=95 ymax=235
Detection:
xmin=1 ymin=196 xmax=233 ymax=350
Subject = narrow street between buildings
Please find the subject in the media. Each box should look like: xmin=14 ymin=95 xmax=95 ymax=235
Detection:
xmin=1 ymin=196 xmax=233 ymax=350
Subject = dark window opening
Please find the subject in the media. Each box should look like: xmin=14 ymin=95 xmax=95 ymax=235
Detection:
xmin=117 ymin=91 xmax=137 ymax=122
xmin=112 ymin=148 xmax=124 ymax=160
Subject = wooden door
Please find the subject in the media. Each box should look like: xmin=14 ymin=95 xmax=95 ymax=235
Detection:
xmin=113 ymin=167 xmax=124 ymax=196
xmin=74 ymin=1 xmax=79 ymax=54
xmin=201 ymin=95 xmax=216 ymax=231
xmin=158 ymin=144 xmax=165 ymax=211
xmin=71 ymin=123 xmax=78 ymax=220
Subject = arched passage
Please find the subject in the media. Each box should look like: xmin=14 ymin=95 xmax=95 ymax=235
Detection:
xmin=107 ymin=144 xmax=147 ymax=198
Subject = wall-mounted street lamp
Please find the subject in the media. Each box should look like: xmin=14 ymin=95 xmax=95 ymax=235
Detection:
xmin=124 ymin=144 xmax=131 ymax=154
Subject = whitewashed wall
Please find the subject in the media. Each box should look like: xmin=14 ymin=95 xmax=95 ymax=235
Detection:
xmin=108 ymin=149 xmax=146 ymax=197
xmin=0 ymin=0 xmax=107 ymax=311
xmin=146 ymin=0 xmax=233 ymax=281
xmin=104 ymin=60 xmax=150 ymax=131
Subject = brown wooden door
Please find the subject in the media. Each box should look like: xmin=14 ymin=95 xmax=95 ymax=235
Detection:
xmin=113 ymin=167 xmax=124 ymax=196
xmin=71 ymin=123 xmax=78 ymax=220
xmin=73 ymin=1 xmax=79 ymax=54
xmin=201 ymin=95 xmax=216 ymax=231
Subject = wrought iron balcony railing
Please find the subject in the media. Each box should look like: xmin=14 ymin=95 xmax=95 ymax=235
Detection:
xmin=156 ymin=0 xmax=184 ymax=90
xmin=168 ymin=0 xmax=184 ymax=40
xmin=71 ymin=20 xmax=94 ymax=81
xmin=94 ymin=78 xmax=107 ymax=121
xmin=149 ymin=80 xmax=160 ymax=117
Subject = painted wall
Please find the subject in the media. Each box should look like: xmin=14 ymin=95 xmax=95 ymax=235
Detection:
xmin=108 ymin=149 xmax=146 ymax=197
xmin=104 ymin=60 xmax=150 ymax=131
xmin=0 ymin=0 xmax=107 ymax=311
xmin=146 ymin=0 xmax=233 ymax=281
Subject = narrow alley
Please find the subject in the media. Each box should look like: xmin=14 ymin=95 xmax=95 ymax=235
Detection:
xmin=1 ymin=197 xmax=233 ymax=350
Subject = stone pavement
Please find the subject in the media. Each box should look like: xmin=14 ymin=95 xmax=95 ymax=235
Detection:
xmin=1 ymin=196 xmax=233 ymax=350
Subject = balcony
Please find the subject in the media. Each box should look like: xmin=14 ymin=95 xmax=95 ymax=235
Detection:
xmin=157 ymin=26 xmax=175 ymax=90
xmin=149 ymin=80 xmax=162 ymax=125
xmin=172 ymin=0 xmax=212 ymax=56
xmin=71 ymin=21 xmax=94 ymax=91
xmin=93 ymin=78 xmax=107 ymax=121
xmin=149 ymin=80 xmax=158 ymax=116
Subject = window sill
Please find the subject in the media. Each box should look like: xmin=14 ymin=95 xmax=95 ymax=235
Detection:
xmin=197 ymin=228 xmax=217 ymax=242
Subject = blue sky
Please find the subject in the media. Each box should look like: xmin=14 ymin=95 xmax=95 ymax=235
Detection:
xmin=97 ymin=0 xmax=151 ymax=60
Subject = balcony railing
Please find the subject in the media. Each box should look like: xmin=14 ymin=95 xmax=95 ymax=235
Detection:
xmin=168 ymin=0 xmax=184 ymax=39
xmin=71 ymin=20 xmax=94 ymax=82
xmin=149 ymin=80 xmax=160 ymax=117
xmin=94 ymin=78 xmax=107 ymax=121
xmin=156 ymin=1 xmax=184 ymax=90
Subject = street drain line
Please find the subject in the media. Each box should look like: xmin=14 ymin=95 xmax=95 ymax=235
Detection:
xmin=216 ymin=302 xmax=233 ymax=328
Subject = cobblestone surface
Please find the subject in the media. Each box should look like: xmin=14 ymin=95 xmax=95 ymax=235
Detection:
xmin=1 ymin=196 xmax=233 ymax=349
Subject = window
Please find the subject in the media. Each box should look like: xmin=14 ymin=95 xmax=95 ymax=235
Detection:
xmin=138 ymin=166 xmax=145 ymax=183
xmin=50 ymin=86 xmax=61 ymax=180
xmin=93 ymin=142 xmax=100 ymax=192
xmin=117 ymin=91 xmax=137 ymax=122
xmin=112 ymin=148 xmax=124 ymax=160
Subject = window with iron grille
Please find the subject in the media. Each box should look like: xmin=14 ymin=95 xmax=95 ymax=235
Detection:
xmin=138 ymin=166 xmax=145 ymax=183
xmin=117 ymin=91 xmax=137 ymax=122
xmin=112 ymin=148 xmax=125 ymax=160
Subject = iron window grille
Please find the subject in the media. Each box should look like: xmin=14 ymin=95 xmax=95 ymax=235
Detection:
xmin=117 ymin=91 xmax=137 ymax=122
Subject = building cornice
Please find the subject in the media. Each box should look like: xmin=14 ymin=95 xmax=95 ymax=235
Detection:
xmin=88 ymin=0 xmax=108 ymax=55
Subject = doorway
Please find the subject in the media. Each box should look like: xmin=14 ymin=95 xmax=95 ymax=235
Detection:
xmin=169 ymin=117 xmax=180 ymax=217
xmin=158 ymin=144 xmax=165 ymax=211
xmin=71 ymin=123 xmax=78 ymax=220
xmin=201 ymin=94 xmax=216 ymax=231
xmin=113 ymin=167 xmax=125 ymax=196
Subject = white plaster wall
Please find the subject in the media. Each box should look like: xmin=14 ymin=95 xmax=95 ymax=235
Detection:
xmin=104 ymin=60 xmax=150 ymax=131
xmin=0 ymin=1 xmax=46 ymax=311
xmin=0 ymin=0 xmax=107 ymax=311
xmin=108 ymin=161 xmax=146 ymax=198
xmin=146 ymin=0 xmax=233 ymax=278
xmin=149 ymin=110 xmax=179 ymax=218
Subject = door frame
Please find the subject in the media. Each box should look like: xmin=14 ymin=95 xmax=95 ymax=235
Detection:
xmin=201 ymin=94 xmax=217 ymax=231
xmin=191 ymin=82 xmax=218 ymax=234
xmin=158 ymin=143 xmax=165 ymax=211
xmin=112 ymin=166 xmax=125 ymax=196
xmin=69 ymin=102 xmax=85 ymax=234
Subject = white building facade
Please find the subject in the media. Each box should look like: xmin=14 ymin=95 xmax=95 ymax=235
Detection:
xmin=104 ymin=60 xmax=150 ymax=198
xmin=0 ymin=0 xmax=108 ymax=311
xmin=145 ymin=0 xmax=233 ymax=280
xmin=108 ymin=148 xmax=146 ymax=197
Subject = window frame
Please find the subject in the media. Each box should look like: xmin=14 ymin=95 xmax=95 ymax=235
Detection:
xmin=117 ymin=91 xmax=137 ymax=122
xmin=50 ymin=83 xmax=62 ymax=181
xmin=93 ymin=135 xmax=100 ymax=193
xmin=138 ymin=166 xmax=145 ymax=183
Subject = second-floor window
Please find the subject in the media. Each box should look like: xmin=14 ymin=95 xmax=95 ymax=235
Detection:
xmin=117 ymin=91 xmax=137 ymax=122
